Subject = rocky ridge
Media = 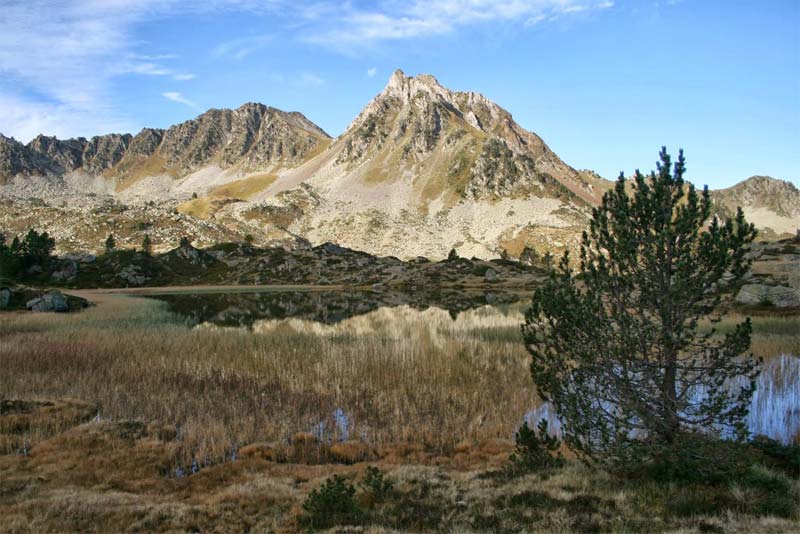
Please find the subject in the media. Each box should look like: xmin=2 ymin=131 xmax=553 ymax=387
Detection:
xmin=1 ymin=71 xmax=797 ymax=260
xmin=0 ymin=104 xmax=330 ymax=189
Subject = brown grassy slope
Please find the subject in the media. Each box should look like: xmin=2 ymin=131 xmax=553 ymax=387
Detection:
xmin=0 ymin=293 xmax=536 ymax=463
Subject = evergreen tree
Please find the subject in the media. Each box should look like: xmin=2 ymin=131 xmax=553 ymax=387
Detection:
xmin=447 ymin=248 xmax=459 ymax=261
xmin=541 ymin=251 xmax=554 ymax=270
xmin=522 ymin=148 xmax=760 ymax=467
xmin=105 ymin=233 xmax=116 ymax=252
xmin=0 ymin=234 xmax=20 ymax=281
xmin=141 ymin=234 xmax=152 ymax=255
xmin=22 ymin=229 xmax=55 ymax=264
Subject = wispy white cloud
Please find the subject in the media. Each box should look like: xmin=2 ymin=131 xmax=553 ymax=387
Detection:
xmin=162 ymin=91 xmax=197 ymax=108
xmin=367 ymin=67 xmax=378 ymax=78
xmin=297 ymin=72 xmax=325 ymax=86
xmin=270 ymin=71 xmax=326 ymax=88
xmin=211 ymin=35 xmax=274 ymax=60
xmin=303 ymin=1 xmax=615 ymax=48
xmin=0 ymin=0 xmax=613 ymax=141
xmin=0 ymin=0 xmax=280 ymax=141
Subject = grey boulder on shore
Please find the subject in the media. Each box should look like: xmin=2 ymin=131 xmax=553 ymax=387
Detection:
xmin=26 ymin=290 xmax=69 ymax=313
xmin=735 ymin=283 xmax=800 ymax=308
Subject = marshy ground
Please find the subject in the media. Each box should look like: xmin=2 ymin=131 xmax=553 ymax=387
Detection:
xmin=1 ymin=289 xmax=798 ymax=532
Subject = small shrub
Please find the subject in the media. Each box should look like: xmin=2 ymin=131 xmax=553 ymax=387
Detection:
xmin=506 ymin=419 xmax=564 ymax=475
xmin=359 ymin=466 xmax=394 ymax=503
xmin=302 ymin=475 xmax=362 ymax=529
xmin=749 ymin=435 xmax=800 ymax=477
xmin=641 ymin=433 xmax=757 ymax=485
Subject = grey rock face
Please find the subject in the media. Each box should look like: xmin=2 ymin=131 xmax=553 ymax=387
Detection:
xmin=0 ymin=135 xmax=43 ymax=182
xmin=52 ymin=261 xmax=78 ymax=282
xmin=0 ymin=287 xmax=11 ymax=309
xmin=127 ymin=128 xmax=165 ymax=157
xmin=117 ymin=265 xmax=148 ymax=286
xmin=26 ymin=290 xmax=69 ymax=312
xmin=81 ymin=134 xmax=132 ymax=174
xmin=736 ymin=284 xmax=800 ymax=308
xmin=1 ymin=104 xmax=330 ymax=184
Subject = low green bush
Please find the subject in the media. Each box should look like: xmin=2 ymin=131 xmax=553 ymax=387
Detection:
xmin=301 ymin=474 xmax=362 ymax=529
xmin=506 ymin=419 xmax=565 ymax=476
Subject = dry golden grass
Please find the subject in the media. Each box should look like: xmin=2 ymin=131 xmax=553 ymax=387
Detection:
xmin=111 ymin=153 xmax=179 ymax=192
xmin=208 ymin=173 xmax=278 ymax=199
xmin=0 ymin=294 xmax=535 ymax=465
xmin=1 ymin=293 xmax=798 ymax=532
xmin=176 ymin=196 xmax=241 ymax=219
xmin=702 ymin=313 xmax=800 ymax=361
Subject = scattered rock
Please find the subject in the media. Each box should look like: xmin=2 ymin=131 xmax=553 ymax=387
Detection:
xmin=0 ymin=287 xmax=11 ymax=309
xmin=51 ymin=260 xmax=78 ymax=282
xmin=735 ymin=284 xmax=800 ymax=308
xmin=26 ymin=290 xmax=69 ymax=312
xmin=117 ymin=265 xmax=148 ymax=286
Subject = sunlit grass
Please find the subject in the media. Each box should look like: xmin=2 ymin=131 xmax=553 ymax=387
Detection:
xmin=0 ymin=295 xmax=535 ymax=464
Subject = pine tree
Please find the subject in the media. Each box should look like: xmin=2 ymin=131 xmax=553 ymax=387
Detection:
xmin=105 ymin=233 xmax=116 ymax=252
xmin=141 ymin=234 xmax=152 ymax=255
xmin=522 ymin=148 xmax=760 ymax=467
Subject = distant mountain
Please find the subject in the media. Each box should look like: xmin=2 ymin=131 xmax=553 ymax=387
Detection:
xmin=0 ymin=71 xmax=795 ymax=257
xmin=0 ymin=104 xmax=330 ymax=189
xmin=711 ymin=176 xmax=799 ymax=239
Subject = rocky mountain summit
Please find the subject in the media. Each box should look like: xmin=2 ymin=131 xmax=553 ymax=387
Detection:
xmin=335 ymin=69 xmax=601 ymax=204
xmin=0 ymin=104 xmax=329 ymax=188
xmin=712 ymin=176 xmax=800 ymax=239
xmin=1 ymin=71 xmax=796 ymax=260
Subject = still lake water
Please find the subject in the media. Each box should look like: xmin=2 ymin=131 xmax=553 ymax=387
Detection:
xmin=149 ymin=289 xmax=799 ymax=444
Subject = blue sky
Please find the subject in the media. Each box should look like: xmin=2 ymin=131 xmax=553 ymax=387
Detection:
xmin=1 ymin=1 xmax=797 ymax=188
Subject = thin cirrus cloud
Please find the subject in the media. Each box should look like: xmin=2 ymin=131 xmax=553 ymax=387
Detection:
xmin=0 ymin=0 xmax=613 ymax=142
xmin=0 ymin=0 xmax=273 ymax=141
xmin=211 ymin=35 xmax=274 ymax=61
xmin=301 ymin=0 xmax=615 ymax=47
xmin=162 ymin=92 xmax=197 ymax=108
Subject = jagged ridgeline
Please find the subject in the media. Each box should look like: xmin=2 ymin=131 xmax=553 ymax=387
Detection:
xmin=0 ymin=70 xmax=797 ymax=259
xmin=0 ymin=104 xmax=330 ymax=188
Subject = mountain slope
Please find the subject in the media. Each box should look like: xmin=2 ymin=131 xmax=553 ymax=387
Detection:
xmin=1 ymin=71 xmax=796 ymax=258
xmin=0 ymin=104 xmax=330 ymax=193
xmin=238 ymin=70 xmax=601 ymax=259
xmin=711 ymin=176 xmax=800 ymax=238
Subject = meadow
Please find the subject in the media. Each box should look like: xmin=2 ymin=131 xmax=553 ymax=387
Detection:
xmin=1 ymin=291 xmax=798 ymax=532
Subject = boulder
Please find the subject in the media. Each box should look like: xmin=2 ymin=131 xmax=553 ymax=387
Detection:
xmin=484 ymin=268 xmax=500 ymax=282
xmin=735 ymin=284 xmax=800 ymax=308
xmin=26 ymin=290 xmax=69 ymax=312
xmin=117 ymin=265 xmax=148 ymax=286
xmin=0 ymin=287 xmax=11 ymax=310
xmin=52 ymin=260 xmax=78 ymax=282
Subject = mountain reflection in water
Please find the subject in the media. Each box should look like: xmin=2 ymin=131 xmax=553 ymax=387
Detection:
xmin=147 ymin=289 xmax=798 ymax=445
xmin=147 ymin=288 xmax=527 ymax=327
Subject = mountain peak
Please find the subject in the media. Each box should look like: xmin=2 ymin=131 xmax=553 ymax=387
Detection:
xmin=380 ymin=69 xmax=449 ymax=103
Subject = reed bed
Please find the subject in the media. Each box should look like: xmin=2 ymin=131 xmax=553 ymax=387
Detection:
xmin=1 ymin=295 xmax=796 ymax=464
xmin=0 ymin=295 xmax=535 ymax=463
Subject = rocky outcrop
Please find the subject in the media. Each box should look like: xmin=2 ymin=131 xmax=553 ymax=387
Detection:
xmin=336 ymin=69 xmax=599 ymax=204
xmin=0 ymin=104 xmax=331 ymax=185
xmin=142 ymin=103 xmax=330 ymax=175
xmin=0 ymin=135 xmax=44 ymax=183
xmin=26 ymin=290 xmax=69 ymax=312
xmin=712 ymin=176 xmax=800 ymax=238
xmin=736 ymin=284 xmax=800 ymax=308
xmin=0 ymin=287 xmax=11 ymax=309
